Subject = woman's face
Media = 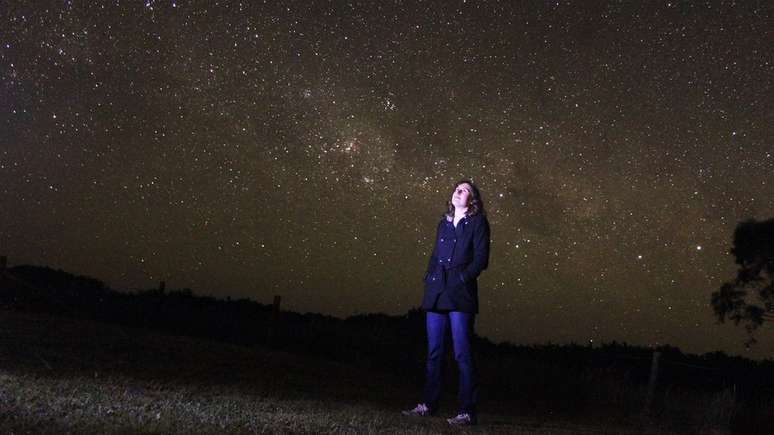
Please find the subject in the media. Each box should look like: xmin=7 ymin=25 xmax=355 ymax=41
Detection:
xmin=451 ymin=183 xmax=473 ymax=209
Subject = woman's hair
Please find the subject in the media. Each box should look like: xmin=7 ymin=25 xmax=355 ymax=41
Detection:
xmin=445 ymin=179 xmax=485 ymax=218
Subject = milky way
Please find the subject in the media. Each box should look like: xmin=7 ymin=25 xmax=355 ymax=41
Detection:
xmin=2 ymin=1 xmax=773 ymax=357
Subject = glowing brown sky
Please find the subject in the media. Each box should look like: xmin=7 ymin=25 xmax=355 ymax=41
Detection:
xmin=2 ymin=1 xmax=773 ymax=358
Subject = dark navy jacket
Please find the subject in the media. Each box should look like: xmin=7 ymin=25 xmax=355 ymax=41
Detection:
xmin=421 ymin=213 xmax=490 ymax=313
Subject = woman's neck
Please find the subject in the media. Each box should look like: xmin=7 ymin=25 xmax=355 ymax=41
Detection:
xmin=453 ymin=207 xmax=468 ymax=220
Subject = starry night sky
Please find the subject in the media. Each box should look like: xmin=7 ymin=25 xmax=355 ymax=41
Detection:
xmin=2 ymin=1 xmax=773 ymax=358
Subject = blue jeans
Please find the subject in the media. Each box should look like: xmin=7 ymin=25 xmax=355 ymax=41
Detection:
xmin=422 ymin=311 xmax=478 ymax=414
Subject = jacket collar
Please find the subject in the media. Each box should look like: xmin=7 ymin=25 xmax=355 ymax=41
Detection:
xmin=446 ymin=214 xmax=470 ymax=230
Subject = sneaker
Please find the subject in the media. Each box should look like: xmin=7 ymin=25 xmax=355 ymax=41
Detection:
xmin=446 ymin=412 xmax=476 ymax=426
xmin=401 ymin=403 xmax=431 ymax=417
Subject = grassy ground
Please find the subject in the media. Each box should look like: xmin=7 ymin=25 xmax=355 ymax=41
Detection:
xmin=0 ymin=309 xmax=690 ymax=434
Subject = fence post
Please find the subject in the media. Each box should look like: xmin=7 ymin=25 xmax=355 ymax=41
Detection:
xmin=644 ymin=351 xmax=661 ymax=414
xmin=267 ymin=295 xmax=281 ymax=346
xmin=0 ymin=255 xmax=6 ymax=271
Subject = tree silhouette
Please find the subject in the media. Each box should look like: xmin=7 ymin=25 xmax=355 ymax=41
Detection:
xmin=712 ymin=218 xmax=774 ymax=345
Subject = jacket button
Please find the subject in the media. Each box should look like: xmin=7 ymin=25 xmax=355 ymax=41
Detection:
xmin=440 ymin=238 xmax=444 ymax=242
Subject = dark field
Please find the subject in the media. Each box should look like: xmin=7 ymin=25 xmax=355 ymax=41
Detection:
xmin=0 ymin=308 xmax=698 ymax=435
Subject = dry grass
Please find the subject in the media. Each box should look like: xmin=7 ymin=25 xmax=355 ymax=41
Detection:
xmin=2 ymin=371 xmax=683 ymax=434
xmin=0 ymin=309 xmax=690 ymax=434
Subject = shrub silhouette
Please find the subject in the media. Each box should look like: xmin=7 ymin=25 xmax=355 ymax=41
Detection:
xmin=712 ymin=218 xmax=774 ymax=345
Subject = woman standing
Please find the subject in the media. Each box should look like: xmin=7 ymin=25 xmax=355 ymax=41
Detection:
xmin=403 ymin=179 xmax=490 ymax=426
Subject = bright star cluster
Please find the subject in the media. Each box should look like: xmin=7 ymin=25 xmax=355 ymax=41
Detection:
xmin=2 ymin=1 xmax=773 ymax=357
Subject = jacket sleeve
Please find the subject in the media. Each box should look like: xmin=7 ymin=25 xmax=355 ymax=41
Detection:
xmin=460 ymin=216 xmax=490 ymax=283
xmin=425 ymin=221 xmax=441 ymax=280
